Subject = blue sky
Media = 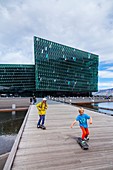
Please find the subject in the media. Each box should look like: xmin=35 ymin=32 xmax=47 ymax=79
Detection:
xmin=0 ymin=0 xmax=113 ymax=90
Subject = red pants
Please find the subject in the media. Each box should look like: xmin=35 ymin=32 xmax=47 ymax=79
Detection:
xmin=80 ymin=126 xmax=89 ymax=140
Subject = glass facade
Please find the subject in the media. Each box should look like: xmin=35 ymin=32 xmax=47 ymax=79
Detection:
xmin=0 ymin=36 xmax=99 ymax=97
xmin=34 ymin=36 xmax=98 ymax=95
xmin=0 ymin=64 xmax=35 ymax=94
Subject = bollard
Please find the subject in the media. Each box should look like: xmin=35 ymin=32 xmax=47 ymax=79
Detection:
xmin=12 ymin=111 xmax=16 ymax=115
xmin=12 ymin=104 xmax=16 ymax=110
xmin=12 ymin=104 xmax=16 ymax=115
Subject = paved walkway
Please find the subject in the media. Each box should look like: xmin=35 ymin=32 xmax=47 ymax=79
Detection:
xmin=4 ymin=100 xmax=113 ymax=170
xmin=0 ymin=97 xmax=30 ymax=109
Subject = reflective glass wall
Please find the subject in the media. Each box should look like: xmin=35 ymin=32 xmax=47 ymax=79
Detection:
xmin=0 ymin=64 xmax=35 ymax=94
xmin=34 ymin=36 xmax=98 ymax=95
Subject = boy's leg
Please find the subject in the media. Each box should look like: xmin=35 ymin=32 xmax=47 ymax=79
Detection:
xmin=42 ymin=115 xmax=45 ymax=126
xmin=37 ymin=115 xmax=42 ymax=127
xmin=85 ymin=128 xmax=89 ymax=139
xmin=41 ymin=115 xmax=46 ymax=129
xmin=80 ymin=127 xmax=86 ymax=140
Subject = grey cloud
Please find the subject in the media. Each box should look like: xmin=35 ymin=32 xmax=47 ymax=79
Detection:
xmin=0 ymin=0 xmax=113 ymax=64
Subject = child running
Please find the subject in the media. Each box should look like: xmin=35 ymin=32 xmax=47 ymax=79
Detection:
xmin=70 ymin=107 xmax=92 ymax=141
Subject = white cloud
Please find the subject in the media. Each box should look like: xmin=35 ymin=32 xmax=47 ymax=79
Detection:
xmin=0 ymin=51 xmax=31 ymax=64
xmin=0 ymin=0 xmax=113 ymax=64
xmin=98 ymin=82 xmax=113 ymax=90
xmin=99 ymin=70 xmax=113 ymax=78
xmin=106 ymin=66 xmax=113 ymax=71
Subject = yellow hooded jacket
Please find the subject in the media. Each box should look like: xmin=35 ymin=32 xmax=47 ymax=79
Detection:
xmin=36 ymin=102 xmax=48 ymax=115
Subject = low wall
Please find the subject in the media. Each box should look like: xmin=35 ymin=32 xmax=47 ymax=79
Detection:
xmin=0 ymin=153 xmax=9 ymax=170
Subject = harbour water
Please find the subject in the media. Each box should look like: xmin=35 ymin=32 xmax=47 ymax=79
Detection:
xmin=76 ymin=102 xmax=113 ymax=116
xmin=94 ymin=102 xmax=113 ymax=109
xmin=93 ymin=102 xmax=113 ymax=115
xmin=0 ymin=111 xmax=27 ymax=155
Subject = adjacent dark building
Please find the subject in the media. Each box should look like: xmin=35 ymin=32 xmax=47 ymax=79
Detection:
xmin=0 ymin=64 xmax=35 ymax=96
xmin=0 ymin=36 xmax=99 ymax=97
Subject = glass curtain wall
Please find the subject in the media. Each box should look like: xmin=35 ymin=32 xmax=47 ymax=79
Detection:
xmin=0 ymin=64 xmax=35 ymax=94
xmin=34 ymin=36 xmax=98 ymax=94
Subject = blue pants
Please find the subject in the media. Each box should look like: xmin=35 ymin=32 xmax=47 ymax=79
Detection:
xmin=38 ymin=115 xmax=45 ymax=126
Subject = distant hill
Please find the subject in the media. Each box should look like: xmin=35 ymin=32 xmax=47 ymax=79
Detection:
xmin=93 ymin=88 xmax=113 ymax=96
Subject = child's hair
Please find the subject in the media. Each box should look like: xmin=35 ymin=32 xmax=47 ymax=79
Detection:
xmin=78 ymin=107 xmax=84 ymax=113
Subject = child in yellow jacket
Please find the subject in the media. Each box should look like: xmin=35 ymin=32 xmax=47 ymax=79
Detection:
xmin=36 ymin=98 xmax=48 ymax=129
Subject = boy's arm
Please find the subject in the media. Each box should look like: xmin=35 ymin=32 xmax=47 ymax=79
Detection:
xmin=70 ymin=120 xmax=76 ymax=128
xmin=45 ymin=104 xmax=48 ymax=109
xmin=36 ymin=103 xmax=41 ymax=111
xmin=89 ymin=117 xmax=92 ymax=124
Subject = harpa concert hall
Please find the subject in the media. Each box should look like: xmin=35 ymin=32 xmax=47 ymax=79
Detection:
xmin=0 ymin=36 xmax=99 ymax=97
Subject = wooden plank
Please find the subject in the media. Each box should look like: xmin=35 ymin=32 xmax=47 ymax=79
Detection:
xmin=4 ymin=100 xmax=113 ymax=170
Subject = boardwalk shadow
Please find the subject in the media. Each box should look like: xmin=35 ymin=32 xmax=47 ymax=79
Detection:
xmin=64 ymin=134 xmax=78 ymax=142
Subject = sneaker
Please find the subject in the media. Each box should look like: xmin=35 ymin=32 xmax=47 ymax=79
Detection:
xmin=84 ymin=137 xmax=89 ymax=141
xmin=37 ymin=125 xmax=42 ymax=128
xmin=41 ymin=125 xmax=46 ymax=130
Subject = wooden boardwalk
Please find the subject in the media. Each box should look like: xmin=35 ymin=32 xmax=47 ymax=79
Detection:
xmin=4 ymin=100 xmax=113 ymax=170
